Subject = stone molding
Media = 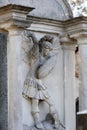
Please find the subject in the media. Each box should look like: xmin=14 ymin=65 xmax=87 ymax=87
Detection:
xmin=27 ymin=16 xmax=64 ymax=34
xmin=64 ymin=16 xmax=87 ymax=38
xmin=0 ymin=5 xmax=87 ymax=38
xmin=61 ymin=0 xmax=73 ymax=18
xmin=0 ymin=4 xmax=34 ymax=31
xmin=63 ymin=16 xmax=87 ymax=46
xmin=0 ymin=4 xmax=34 ymax=13
xmin=27 ymin=16 xmax=87 ymax=37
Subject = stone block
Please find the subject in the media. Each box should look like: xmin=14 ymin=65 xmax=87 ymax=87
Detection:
xmin=77 ymin=113 xmax=87 ymax=130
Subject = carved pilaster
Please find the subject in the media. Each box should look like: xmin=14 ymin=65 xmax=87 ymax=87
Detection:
xmin=7 ymin=27 xmax=25 ymax=130
xmin=73 ymin=34 xmax=87 ymax=112
xmin=0 ymin=4 xmax=34 ymax=130
xmin=60 ymin=34 xmax=77 ymax=130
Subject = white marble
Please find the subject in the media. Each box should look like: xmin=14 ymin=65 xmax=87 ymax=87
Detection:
xmin=79 ymin=43 xmax=87 ymax=111
xmin=70 ymin=35 xmax=87 ymax=112
xmin=0 ymin=2 xmax=86 ymax=130
xmin=60 ymin=35 xmax=76 ymax=130
xmin=66 ymin=17 xmax=87 ymax=114
xmin=7 ymin=28 xmax=23 ymax=130
xmin=63 ymin=46 xmax=76 ymax=130
xmin=22 ymin=33 xmax=64 ymax=128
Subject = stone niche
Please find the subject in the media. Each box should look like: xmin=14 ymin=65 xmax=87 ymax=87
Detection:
xmin=22 ymin=32 xmax=64 ymax=130
xmin=0 ymin=33 xmax=7 ymax=130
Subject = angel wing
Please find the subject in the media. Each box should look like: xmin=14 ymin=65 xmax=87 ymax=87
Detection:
xmin=22 ymin=30 xmax=40 ymax=65
xmin=22 ymin=30 xmax=34 ymax=64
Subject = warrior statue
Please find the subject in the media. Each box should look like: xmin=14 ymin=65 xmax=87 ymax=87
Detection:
xmin=22 ymin=31 xmax=60 ymax=129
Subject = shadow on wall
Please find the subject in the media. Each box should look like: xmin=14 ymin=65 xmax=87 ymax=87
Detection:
xmin=0 ymin=33 xmax=7 ymax=130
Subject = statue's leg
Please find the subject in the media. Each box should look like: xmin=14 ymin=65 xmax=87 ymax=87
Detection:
xmin=45 ymin=98 xmax=59 ymax=129
xmin=31 ymin=98 xmax=44 ymax=129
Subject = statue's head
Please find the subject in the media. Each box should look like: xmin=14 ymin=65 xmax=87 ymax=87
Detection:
xmin=42 ymin=41 xmax=53 ymax=50
xmin=39 ymin=35 xmax=54 ymax=56
xmin=43 ymin=35 xmax=53 ymax=42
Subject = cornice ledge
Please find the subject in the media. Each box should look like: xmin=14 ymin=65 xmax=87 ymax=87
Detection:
xmin=63 ymin=16 xmax=87 ymax=37
xmin=64 ymin=16 xmax=87 ymax=25
xmin=27 ymin=15 xmax=64 ymax=27
xmin=27 ymin=15 xmax=65 ymax=34
xmin=0 ymin=4 xmax=34 ymax=14
xmin=0 ymin=18 xmax=32 ymax=30
xmin=0 ymin=4 xmax=34 ymax=30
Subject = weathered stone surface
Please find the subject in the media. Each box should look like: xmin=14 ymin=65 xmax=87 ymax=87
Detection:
xmin=0 ymin=0 xmax=87 ymax=130
xmin=23 ymin=121 xmax=59 ymax=130
xmin=28 ymin=0 xmax=73 ymax=20
xmin=23 ymin=114 xmax=65 ymax=130
xmin=23 ymin=122 xmax=58 ymax=130
xmin=0 ymin=0 xmax=73 ymax=20
xmin=0 ymin=33 xmax=7 ymax=130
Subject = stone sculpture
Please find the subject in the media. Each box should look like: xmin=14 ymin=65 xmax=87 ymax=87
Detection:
xmin=22 ymin=31 xmax=60 ymax=130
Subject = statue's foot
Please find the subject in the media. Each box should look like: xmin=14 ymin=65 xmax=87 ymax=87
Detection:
xmin=35 ymin=122 xmax=44 ymax=129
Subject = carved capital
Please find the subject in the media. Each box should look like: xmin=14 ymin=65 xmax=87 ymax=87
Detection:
xmin=8 ymin=27 xmax=24 ymax=36
xmin=71 ymin=33 xmax=87 ymax=45
xmin=59 ymin=34 xmax=77 ymax=51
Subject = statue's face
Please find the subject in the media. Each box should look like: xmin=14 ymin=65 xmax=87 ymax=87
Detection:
xmin=43 ymin=43 xmax=53 ymax=56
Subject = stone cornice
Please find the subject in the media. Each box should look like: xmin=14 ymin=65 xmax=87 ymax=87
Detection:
xmin=27 ymin=16 xmax=87 ymax=35
xmin=0 ymin=18 xmax=32 ymax=30
xmin=0 ymin=4 xmax=87 ymax=37
xmin=63 ymin=16 xmax=87 ymax=38
xmin=0 ymin=4 xmax=34 ymax=14
xmin=0 ymin=4 xmax=65 ymax=33
xmin=0 ymin=4 xmax=34 ymax=30
xmin=27 ymin=15 xmax=65 ymax=34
